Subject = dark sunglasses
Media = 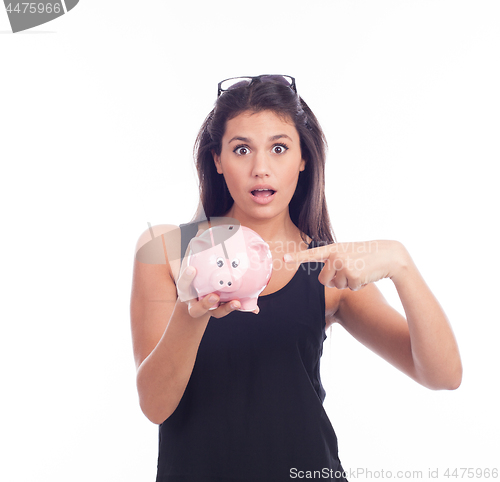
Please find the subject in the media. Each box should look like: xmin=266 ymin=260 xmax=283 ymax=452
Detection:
xmin=217 ymin=75 xmax=297 ymax=98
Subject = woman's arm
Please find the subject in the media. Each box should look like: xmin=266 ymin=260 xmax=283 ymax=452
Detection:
xmin=286 ymin=240 xmax=462 ymax=390
xmin=130 ymin=224 xmax=242 ymax=424
xmin=391 ymin=245 xmax=462 ymax=389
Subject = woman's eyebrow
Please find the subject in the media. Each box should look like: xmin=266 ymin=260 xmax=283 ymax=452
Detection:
xmin=227 ymin=134 xmax=293 ymax=144
xmin=269 ymin=134 xmax=293 ymax=142
xmin=228 ymin=136 xmax=251 ymax=144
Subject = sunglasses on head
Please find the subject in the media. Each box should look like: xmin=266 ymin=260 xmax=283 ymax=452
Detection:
xmin=217 ymin=75 xmax=297 ymax=98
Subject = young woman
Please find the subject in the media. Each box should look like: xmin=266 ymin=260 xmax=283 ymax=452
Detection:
xmin=130 ymin=75 xmax=462 ymax=482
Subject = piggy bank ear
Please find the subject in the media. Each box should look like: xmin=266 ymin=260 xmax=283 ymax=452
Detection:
xmin=189 ymin=233 xmax=212 ymax=255
xmin=247 ymin=240 xmax=271 ymax=262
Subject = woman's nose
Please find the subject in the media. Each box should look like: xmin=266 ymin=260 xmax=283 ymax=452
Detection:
xmin=251 ymin=151 xmax=270 ymax=177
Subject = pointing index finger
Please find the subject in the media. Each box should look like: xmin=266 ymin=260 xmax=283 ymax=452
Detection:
xmin=283 ymin=244 xmax=335 ymax=264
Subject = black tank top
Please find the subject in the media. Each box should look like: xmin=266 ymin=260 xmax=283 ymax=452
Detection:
xmin=156 ymin=223 xmax=347 ymax=482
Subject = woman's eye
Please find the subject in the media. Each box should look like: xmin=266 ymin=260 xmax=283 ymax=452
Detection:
xmin=234 ymin=146 xmax=250 ymax=156
xmin=272 ymin=144 xmax=288 ymax=154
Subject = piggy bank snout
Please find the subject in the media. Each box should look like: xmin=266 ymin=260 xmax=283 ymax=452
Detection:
xmin=210 ymin=270 xmax=242 ymax=292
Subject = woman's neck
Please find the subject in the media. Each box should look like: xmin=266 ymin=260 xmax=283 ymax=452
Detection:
xmin=213 ymin=206 xmax=309 ymax=252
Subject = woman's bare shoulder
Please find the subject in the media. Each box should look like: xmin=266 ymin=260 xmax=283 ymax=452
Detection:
xmin=134 ymin=224 xmax=179 ymax=250
xmin=134 ymin=224 xmax=182 ymax=282
xmin=134 ymin=221 xmax=210 ymax=282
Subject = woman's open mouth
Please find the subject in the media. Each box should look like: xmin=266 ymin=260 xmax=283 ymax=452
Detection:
xmin=250 ymin=188 xmax=276 ymax=205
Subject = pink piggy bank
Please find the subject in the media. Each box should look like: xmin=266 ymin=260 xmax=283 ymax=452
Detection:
xmin=187 ymin=224 xmax=273 ymax=312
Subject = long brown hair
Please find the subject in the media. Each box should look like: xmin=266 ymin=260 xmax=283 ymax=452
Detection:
xmin=192 ymin=77 xmax=336 ymax=246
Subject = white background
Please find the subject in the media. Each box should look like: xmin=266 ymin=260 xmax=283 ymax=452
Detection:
xmin=1 ymin=1 xmax=499 ymax=481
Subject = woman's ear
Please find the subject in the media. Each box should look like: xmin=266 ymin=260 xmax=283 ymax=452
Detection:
xmin=299 ymin=158 xmax=306 ymax=172
xmin=212 ymin=150 xmax=223 ymax=174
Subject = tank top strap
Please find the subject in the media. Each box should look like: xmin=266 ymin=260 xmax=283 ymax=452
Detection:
xmin=303 ymin=239 xmax=325 ymax=274
xmin=178 ymin=221 xmax=200 ymax=263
